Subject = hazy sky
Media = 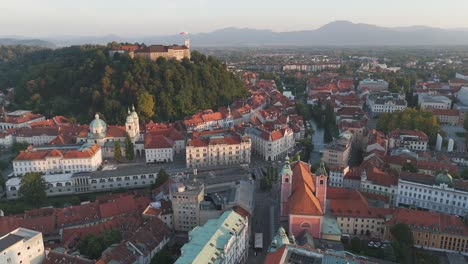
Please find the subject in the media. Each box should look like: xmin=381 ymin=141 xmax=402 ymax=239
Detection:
xmin=2 ymin=0 xmax=468 ymax=37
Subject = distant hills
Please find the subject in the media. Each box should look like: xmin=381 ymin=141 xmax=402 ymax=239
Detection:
xmin=0 ymin=38 xmax=56 ymax=48
xmin=3 ymin=21 xmax=468 ymax=47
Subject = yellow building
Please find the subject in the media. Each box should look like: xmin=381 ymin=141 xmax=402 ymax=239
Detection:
xmin=133 ymin=43 xmax=190 ymax=61
xmin=384 ymin=208 xmax=468 ymax=253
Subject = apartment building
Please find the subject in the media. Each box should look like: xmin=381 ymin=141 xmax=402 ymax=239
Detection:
xmin=418 ymin=94 xmax=452 ymax=110
xmin=12 ymin=143 xmax=102 ymax=176
xmin=176 ymin=209 xmax=249 ymax=264
xmin=396 ymin=171 xmax=468 ymax=216
xmin=186 ymin=130 xmax=251 ymax=168
xmin=172 ymin=181 xmax=205 ymax=232
xmin=389 ymin=129 xmax=428 ymax=151
xmin=0 ymin=228 xmax=45 ymax=264
xmin=0 ymin=110 xmax=45 ymax=130
xmin=245 ymin=126 xmax=294 ymax=161
xmin=384 ymin=209 xmax=468 ymax=254
xmin=321 ymin=132 xmax=352 ymax=167
xmin=366 ymin=91 xmax=407 ymax=117
xmin=358 ymin=79 xmax=389 ymax=92
xmin=429 ymin=109 xmax=461 ymax=126
xmin=328 ymin=188 xmax=391 ymax=239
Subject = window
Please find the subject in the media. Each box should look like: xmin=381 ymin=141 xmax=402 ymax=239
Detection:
xmin=300 ymin=222 xmax=311 ymax=228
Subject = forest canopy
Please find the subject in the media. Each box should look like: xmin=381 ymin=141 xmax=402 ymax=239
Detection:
xmin=0 ymin=45 xmax=248 ymax=124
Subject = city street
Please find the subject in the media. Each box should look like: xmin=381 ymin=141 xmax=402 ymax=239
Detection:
xmin=247 ymin=156 xmax=281 ymax=264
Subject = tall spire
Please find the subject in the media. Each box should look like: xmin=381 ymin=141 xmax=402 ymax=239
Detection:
xmin=316 ymin=161 xmax=328 ymax=177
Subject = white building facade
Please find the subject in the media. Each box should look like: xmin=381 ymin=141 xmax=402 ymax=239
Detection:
xmin=389 ymin=130 xmax=428 ymax=151
xmin=12 ymin=144 xmax=102 ymax=176
xmin=186 ymin=134 xmax=251 ymax=168
xmin=0 ymin=228 xmax=45 ymax=264
xmin=396 ymin=171 xmax=468 ymax=216
xmin=246 ymin=127 xmax=295 ymax=161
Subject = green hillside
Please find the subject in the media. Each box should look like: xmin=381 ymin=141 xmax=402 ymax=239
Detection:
xmin=0 ymin=45 xmax=247 ymax=124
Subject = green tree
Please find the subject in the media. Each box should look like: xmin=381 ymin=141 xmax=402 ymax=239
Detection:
xmin=125 ymin=134 xmax=135 ymax=160
xmin=151 ymin=246 xmax=172 ymax=264
xmin=137 ymin=90 xmax=155 ymax=121
xmin=390 ymin=223 xmax=414 ymax=264
xmin=19 ymin=172 xmax=47 ymax=207
xmin=350 ymin=237 xmax=361 ymax=252
xmin=289 ymin=153 xmax=301 ymax=163
xmin=402 ymin=162 xmax=418 ymax=173
xmin=0 ymin=45 xmax=247 ymax=124
xmin=154 ymin=168 xmax=170 ymax=188
xmin=79 ymin=230 xmax=121 ymax=260
xmin=114 ymin=141 xmax=122 ymax=162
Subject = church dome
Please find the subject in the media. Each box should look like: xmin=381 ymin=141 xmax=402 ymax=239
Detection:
xmin=131 ymin=105 xmax=138 ymax=119
xmin=435 ymin=171 xmax=453 ymax=187
xmin=89 ymin=114 xmax=107 ymax=137
xmin=281 ymin=157 xmax=293 ymax=176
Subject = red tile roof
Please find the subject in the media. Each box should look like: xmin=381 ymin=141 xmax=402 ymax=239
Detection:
xmin=429 ymin=108 xmax=460 ymax=117
xmin=390 ymin=129 xmax=428 ymax=141
xmin=99 ymin=195 xmax=151 ymax=219
xmin=364 ymin=167 xmax=398 ymax=186
xmin=289 ymin=161 xmax=323 ymax=216
xmin=98 ymin=219 xmax=171 ymax=263
xmin=14 ymin=144 xmax=101 ymax=161
xmin=144 ymin=133 xmax=174 ymax=149
xmin=56 ymin=202 xmax=100 ymax=227
xmin=387 ymin=208 xmax=468 ymax=236
xmin=106 ymin=125 xmax=127 ymax=138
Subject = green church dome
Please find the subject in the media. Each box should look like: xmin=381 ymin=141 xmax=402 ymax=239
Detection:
xmin=435 ymin=171 xmax=453 ymax=187
xmin=89 ymin=114 xmax=107 ymax=138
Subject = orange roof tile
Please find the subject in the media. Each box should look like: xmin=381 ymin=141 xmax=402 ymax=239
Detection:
xmin=289 ymin=161 xmax=323 ymax=216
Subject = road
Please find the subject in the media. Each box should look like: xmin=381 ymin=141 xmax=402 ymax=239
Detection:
xmin=247 ymin=156 xmax=281 ymax=264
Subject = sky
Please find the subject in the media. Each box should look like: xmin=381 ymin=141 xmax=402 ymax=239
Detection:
xmin=2 ymin=0 xmax=468 ymax=37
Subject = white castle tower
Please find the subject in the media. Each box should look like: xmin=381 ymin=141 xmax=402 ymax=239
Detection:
xmin=125 ymin=105 xmax=139 ymax=142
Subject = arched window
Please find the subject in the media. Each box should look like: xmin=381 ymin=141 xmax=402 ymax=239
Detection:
xmin=10 ymin=187 xmax=16 ymax=191
xmin=65 ymin=182 xmax=72 ymax=186
xmin=300 ymin=222 xmax=311 ymax=228
xmin=56 ymin=183 xmax=63 ymax=187
xmin=47 ymin=183 xmax=54 ymax=188
xmin=320 ymin=180 xmax=324 ymax=185
xmin=285 ymin=177 xmax=289 ymax=183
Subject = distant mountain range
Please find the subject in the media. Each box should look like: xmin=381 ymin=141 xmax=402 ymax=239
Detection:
xmin=0 ymin=38 xmax=56 ymax=48
xmin=3 ymin=21 xmax=468 ymax=47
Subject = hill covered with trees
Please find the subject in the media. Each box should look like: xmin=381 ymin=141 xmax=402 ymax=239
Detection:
xmin=0 ymin=45 xmax=248 ymax=124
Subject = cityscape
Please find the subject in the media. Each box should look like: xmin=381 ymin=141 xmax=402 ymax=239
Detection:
xmin=1 ymin=1 xmax=468 ymax=264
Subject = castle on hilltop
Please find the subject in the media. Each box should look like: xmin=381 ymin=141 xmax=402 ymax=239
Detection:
xmin=109 ymin=39 xmax=190 ymax=61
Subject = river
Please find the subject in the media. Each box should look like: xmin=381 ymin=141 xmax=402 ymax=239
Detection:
xmin=309 ymin=119 xmax=324 ymax=164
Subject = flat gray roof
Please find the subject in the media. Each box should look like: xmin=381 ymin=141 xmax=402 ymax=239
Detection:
xmin=73 ymin=165 xmax=162 ymax=179
xmin=0 ymin=234 xmax=23 ymax=252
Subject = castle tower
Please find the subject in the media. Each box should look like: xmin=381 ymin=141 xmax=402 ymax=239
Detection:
xmin=280 ymin=157 xmax=293 ymax=217
xmin=125 ymin=106 xmax=139 ymax=140
xmin=184 ymin=38 xmax=190 ymax=49
xmin=315 ymin=162 xmax=328 ymax=213
xmin=131 ymin=105 xmax=140 ymax=139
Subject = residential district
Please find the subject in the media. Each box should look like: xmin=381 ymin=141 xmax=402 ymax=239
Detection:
xmin=1 ymin=45 xmax=468 ymax=264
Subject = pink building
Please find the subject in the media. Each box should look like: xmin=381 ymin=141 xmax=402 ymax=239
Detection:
xmin=280 ymin=160 xmax=327 ymax=238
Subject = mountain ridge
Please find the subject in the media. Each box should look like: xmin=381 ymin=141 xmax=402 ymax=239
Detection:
xmin=3 ymin=21 xmax=468 ymax=47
